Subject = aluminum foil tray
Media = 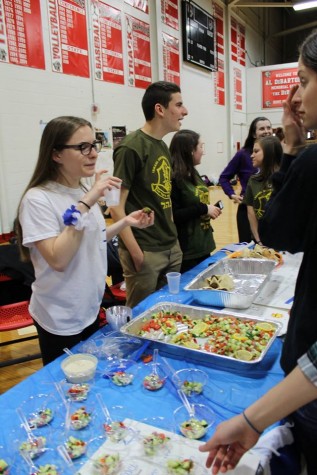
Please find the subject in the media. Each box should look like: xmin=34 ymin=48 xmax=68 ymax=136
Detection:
xmin=184 ymin=258 xmax=275 ymax=309
xmin=120 ymin=302 xmax=281 ymax=367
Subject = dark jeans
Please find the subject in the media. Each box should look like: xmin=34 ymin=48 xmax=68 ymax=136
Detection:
xmin=237 ymin=203 xmax=252 ymax=243
xmin=34 ymin=317 xmax=100 ymax=365
xmin=181 ymin=254 xmax=211 ymax=273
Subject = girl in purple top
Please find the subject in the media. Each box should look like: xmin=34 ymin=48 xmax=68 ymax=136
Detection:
xmin=219 ymin=117 xmax=272 ymax=242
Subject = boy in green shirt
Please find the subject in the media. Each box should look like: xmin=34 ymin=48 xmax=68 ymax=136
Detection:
xmin=110 ymin=81 xmax=188 ymax=307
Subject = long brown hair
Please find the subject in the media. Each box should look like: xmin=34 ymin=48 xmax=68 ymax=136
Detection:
xmin=252 ymin=136 xmax=283 ymax=183
xmin=170 ymin=129 xmax=200 ymax=185
xmin=16 ymin=116 xmax=92 ymax=261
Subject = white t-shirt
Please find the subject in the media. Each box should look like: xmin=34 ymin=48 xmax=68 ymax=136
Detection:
xmin=20 ymin=182 xmax=108 ymax=335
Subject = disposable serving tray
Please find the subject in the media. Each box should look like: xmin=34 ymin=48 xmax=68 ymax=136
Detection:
xmin=120 ymin=302 xmax=281 ymax=368
xmin=184 ymin=258 xmax=276 ymax=309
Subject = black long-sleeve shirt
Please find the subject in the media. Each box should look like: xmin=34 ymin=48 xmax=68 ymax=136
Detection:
xmin=259 ymin=145 xmax=317 ymax=374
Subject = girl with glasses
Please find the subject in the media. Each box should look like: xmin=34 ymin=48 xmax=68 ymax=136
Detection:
xmin=16 ymin=116 xmax=153 ymax=365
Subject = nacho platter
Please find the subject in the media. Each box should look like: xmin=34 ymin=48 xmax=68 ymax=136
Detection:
xmin=184 ymin=258 xmax=276 ymax=309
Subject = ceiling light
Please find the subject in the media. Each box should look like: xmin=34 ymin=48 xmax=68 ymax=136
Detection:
xmin=293 ymin=1 xmax=317 ymax=11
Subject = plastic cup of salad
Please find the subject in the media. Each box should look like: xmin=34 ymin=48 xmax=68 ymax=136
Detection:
xmin=173 ymin=404 xmax=215 ymax=440
xmin=172 ymin=368 xmax=208 ymax=397
xmin=105 ymin=359 xmax=139 ymax=387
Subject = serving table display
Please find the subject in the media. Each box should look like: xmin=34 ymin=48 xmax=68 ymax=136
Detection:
xmin=0 ymin=246 xmax=302 ymax=474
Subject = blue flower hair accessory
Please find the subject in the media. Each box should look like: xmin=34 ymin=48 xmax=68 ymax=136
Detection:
xmin=63 ymin=205 xmax=81 ymax=226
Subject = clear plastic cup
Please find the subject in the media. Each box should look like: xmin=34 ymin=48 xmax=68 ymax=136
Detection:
xmin=106 ymin=306 xmax=132 ymax=331
xmin=104 ymin=185 xmax=121 ymax=206
xmin=166 ymin=272 xmax=181 ymax=294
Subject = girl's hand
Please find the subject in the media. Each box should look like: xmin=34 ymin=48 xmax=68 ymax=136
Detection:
xmin=199 ymin=415 xmax=260 ymax=474
xmin=282 ymin=85 xmax=306 ymax=154
xmin=207 ymin=205 xmax=222 ymax=219
xmin=230 ymin=194 xmax=243 ymax=204
xmin=126 ymin=209 xmax=154 ymax=229
xmin=84 ymin=170 xmax=122 ymax=205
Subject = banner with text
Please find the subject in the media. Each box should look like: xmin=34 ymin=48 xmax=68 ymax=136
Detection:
xmin=231 ymin=18 xmax=245 ymax=66
xmin=161 ymin=0 xmax=178 ymax=30
xmin=262 ymin=68 xmax=299 ymax=108
xmin=162 ymin=32 xmax=180 ymax=85
xmin=125 ymin=0 xmax=148 ymax=14
xmin=48 ymin=0 xmax=89 ymax=77
xmin=0 ymin=0 xmax=45 ymax=69
xmin=234 ymin=67 xmax=243 ymax=111
xmin=213 ymin=3 xmax=225 ymax=105
xmin=126 ymin=14 xmax=152 ymax=89
xmin=92 ymin=1 xmax=124 ymax=84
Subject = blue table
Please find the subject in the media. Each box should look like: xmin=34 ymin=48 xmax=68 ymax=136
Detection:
xmin=0 ymin=250 xmax=298 ymax=474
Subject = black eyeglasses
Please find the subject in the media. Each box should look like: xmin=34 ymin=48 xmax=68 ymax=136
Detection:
xmin=60 ymin=141 xmax=102 ymax=155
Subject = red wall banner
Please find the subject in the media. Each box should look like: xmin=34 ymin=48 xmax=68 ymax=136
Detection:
xmin=162 ymin=32 xmax=180 ymax=85
xmin=161 ymin=0 xmax=178 ymax=30
xmin=48 ymin=0 xmax=89 ymax=77
xmin=124 ymin=0 xmax=148 ymax=14
xmin=92 ymin=2 xmax=124 ymax=84
xmin=234 ymin=67 xmax=243 ymax=111
xmin=0 ymin=0 xmax=45 ymax=69
xmin=231 ymin=18 xmax=245 ymax=67
xmin=126 ymin=14 xmax=152 ymax=89
xmin=214 ymin=3 xmax=224 ymax=57
xmin=214 ymin=58 xmax=225 ymax=106
xmin=262 ymin=68 xmax=299 ymax=109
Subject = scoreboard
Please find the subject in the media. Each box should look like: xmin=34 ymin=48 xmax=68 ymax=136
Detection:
xmin=181 ymin=0 xmax=217 ymax=72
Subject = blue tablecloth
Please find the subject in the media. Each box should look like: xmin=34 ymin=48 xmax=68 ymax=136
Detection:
xmin=0 ymin=249 xmax=299 ymax=474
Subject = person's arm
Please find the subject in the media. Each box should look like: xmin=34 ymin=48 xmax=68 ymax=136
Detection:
xmin=107 ymin=208 xmax=154 ymax=242
xmin=259 ymin=147 xmax=317 ymax=254
xmin=258 ymin=86 xmax=313 ymax=253
xmin=199 ymin=363 xmax=317 ymax=474
xmin=109 ymin=187 xmax=145 ymax=272
xmin=219 ymin=152 xmax=242 ymax=202
xmin=171 ymin=182 xmax=221 ymax=224
xmin=34 ymin=171 xmax=122 ymax=271
xmin=218 ymin=153 xmax=242 ymax=201
xmin=247 ymin=206 xmax=261 ymax=244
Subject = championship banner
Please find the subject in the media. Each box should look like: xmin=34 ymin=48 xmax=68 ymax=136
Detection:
xmin=213 ymin=2 xmax=224 ymax=56
xmin=234 ymin=67 xmax=243 ymax=111
xmin=262 ymin=68 xmax=299 ymax=109
xmin=161 ymin=0 xmax=178 ymax=30
xmin=126 ymin=14 xmax=152 ymax=89
xmin=124 ymin=0 xmax=148 ymax=14
xmin=48 ymin=0 xmax=89 ymax=77
xmin=0 ymin=0 xmax=45 ymax=69
xmin=162 ymin=32 xmax=180 ymax=85
xmin=214 ymin=57 xmax=225 ymax=106
xmin=91 ymin=1 xmax=124 ymax=84
xmin=231 ymin=18 xmax=245 ymax=66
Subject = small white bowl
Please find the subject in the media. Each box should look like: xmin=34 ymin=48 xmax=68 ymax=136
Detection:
xmin=61 ymin=353 xmax=98 ymax=383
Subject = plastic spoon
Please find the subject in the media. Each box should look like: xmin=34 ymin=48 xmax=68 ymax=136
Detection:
xmin=96 ymin=392 xmax=129 ymax=442
xmin=54 ymin=381 xmax=67 ymax=407
xmin=16 ymin=407 xmax=33 ymax=433
xmin=143 ymin=349 xmax=165 ymax=391
xmin=161 ymin=357 xmax=182 ymax=388
xmin=57 ymin=444 xmax=74 ymax=469
xmin=152 ymin=348 xmax=159 ymax=376
xmin=177 ymin=389 xmax=195 ymax=418
xmin=63 ymin=348 xmax=73 ymax=356
xmin=96 ymin=393 xmax=112 ymax=423
xmin=20 ymin=450 xmax=40 ymax=475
